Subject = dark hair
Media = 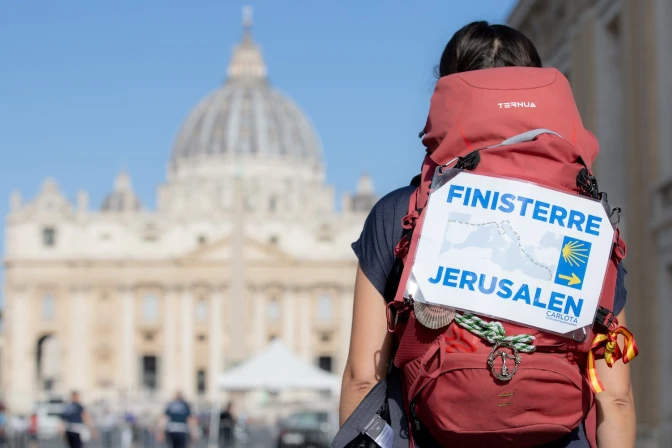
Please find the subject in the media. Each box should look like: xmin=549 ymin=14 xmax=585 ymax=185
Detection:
xmin=437 ymin=21 xmax=541 ymax=77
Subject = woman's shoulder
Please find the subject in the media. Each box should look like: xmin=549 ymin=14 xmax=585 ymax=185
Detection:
xmin=368 ymin=184 xmax=416 ymax=221
xmin=353 ymin=185 xmax=416 ymax=298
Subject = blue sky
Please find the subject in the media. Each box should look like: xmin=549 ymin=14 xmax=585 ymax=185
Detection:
xmin=0 ymin=0 xmax=517 ymax=304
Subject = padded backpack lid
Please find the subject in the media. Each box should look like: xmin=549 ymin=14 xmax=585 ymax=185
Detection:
xmin=421 ymin=67 xmax=599 ymax=169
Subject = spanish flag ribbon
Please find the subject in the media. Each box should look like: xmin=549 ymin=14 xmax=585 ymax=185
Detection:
xmin=587 ymin=326 xmax=638 ymax=393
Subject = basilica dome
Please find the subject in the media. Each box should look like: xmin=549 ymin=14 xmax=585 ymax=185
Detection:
xmin=171 ymin=16 xmax=323 ymax=168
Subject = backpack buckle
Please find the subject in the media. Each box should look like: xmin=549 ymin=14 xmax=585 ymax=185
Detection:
xmin=386 ymin=297 xmax=413 ymax=333
xmin=487 ymin=341 xmax=521 ymax=382
xmin=593 ymin=306 xmax=615 ymax=334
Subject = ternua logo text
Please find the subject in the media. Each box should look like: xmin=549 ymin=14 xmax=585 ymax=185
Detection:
xmin=498 ymin=102 xmax=537 ymax=108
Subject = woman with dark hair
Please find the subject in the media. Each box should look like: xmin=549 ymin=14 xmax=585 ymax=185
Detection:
xmin=339 ymin=21 xmax=635 ymax=448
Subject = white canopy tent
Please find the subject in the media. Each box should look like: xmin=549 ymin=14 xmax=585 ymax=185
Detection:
xmin=208 ymin=340 xmax=340 ymax=446
xmin=218 ymin=339 xmax=341 ymax=393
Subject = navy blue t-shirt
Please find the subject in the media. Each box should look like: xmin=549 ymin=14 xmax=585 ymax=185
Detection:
xmin=60 ymin=402 xmax=84 ymax=424
xmin=352 ymin=185 xmax=627 ymax=314
xmin=165 ymin=400 xmax=191 ymax=424
xmin=352 ymin=185 xmax=628 ymax=448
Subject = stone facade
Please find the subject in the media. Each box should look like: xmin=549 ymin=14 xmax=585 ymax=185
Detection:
xmin=510 ymin=0 xmax=672 ymax=445
xmin=1 ymin=15 xmax=374 ymax=415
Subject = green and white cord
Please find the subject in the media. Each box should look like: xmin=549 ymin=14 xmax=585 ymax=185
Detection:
xmin=454 ymin=312 xmax=536 ymax=353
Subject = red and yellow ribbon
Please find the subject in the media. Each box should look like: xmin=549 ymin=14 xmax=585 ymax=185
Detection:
xmin=587 ymin=326 xmax=638 ymax=393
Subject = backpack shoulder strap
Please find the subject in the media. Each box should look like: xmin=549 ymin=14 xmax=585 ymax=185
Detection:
xmin=383 ymin=175 xmax=421 ymax=302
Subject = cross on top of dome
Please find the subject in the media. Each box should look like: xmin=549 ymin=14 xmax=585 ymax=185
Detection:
xmin=227 ymin=6 xmax=267 ymax=81
xmin=242 ymin=5 xmax=253 ymax=29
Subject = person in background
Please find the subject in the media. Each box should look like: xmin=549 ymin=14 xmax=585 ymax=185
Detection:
xmin=9 ymin=414 xmax=29 ymax=448
xmin=60 ymin=391 xmax=94 ymax=448
xmin=27 ymin=413 xmax=38 ymax=448
xmin=218 ymin=402 xmax=236 ymax=447
xmin=158 ymin=392 xmax=198 ymax=448
xmin=0 ymin=402 xmax=6 ymax=447
xmin=120 ymin=410 xmax=134 ymax=448
xmin=98 ymin=405 xmax=117 ymax=448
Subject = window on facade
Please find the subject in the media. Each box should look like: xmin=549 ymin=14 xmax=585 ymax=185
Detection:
xmin=267 ymin=298 xmax=280 ymax=321
xmin=269 ymin=196 xmax=277 ymax=213
xmin=42 ymin=295 xmax=56 ymax=320
xmin=196 ymin=299 xmax=208 ymax=322
xmin=269 ymin=235 xmax=279 ymax=246
xmin=141 ymin=356 xmax=158 ymax=390
xmin=197 ymin=369 xmax=206 ymax=395
xmin=317 ymin=293 xmax=333 ymax=322
xmin=320 ymin=332 xmax=332 ymax=343
xmin=142 ymin=294 xmax=159 ymax=322
xmin=318 ymin=356 xmax=333 ymax=373
xmin=197 ymin=235 xmax=207 ymax=246
xmin=42 ymin=227 xmax=56 ymax=247
xmin=318 ymin=224 xmax=333 ymax=242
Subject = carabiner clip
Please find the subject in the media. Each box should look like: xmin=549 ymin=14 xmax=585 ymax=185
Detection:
xmin=572 ymin=327 xmax=588 ymax=343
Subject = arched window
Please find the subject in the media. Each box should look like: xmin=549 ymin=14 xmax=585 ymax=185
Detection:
xmin=42 ymin=227 xmax=56 ymax=247
xmin=42 ymin=295 xmax=56 ymax=320
xmin=196 ymin=299 xmax=208 ymax=322
xmin=36 ymin=334 xmax=60 ymax=391
xmin=267 ymin=298 xmax=280 ymax=321
xmin=142 ymin=294 xmax=159 ymax=322
xmin=317 ymin=293 xmax=332 ymax=322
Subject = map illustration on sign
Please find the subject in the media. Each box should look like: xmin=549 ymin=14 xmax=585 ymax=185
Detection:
xmin=410 ymin=170 xmax=615 ymax=336
xmin=439 ymin=213 xmax=562 ymax=283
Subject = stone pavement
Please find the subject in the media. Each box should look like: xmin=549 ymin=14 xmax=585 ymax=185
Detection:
xmin=8 ymin=425 xmax=275 ymax=448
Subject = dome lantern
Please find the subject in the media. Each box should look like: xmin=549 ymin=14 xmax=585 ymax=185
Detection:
xmin=226 ymin=6 xmax=267 ymax=81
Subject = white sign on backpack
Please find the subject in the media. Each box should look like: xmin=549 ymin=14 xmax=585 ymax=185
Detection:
xmin=408 ymin=170 xmax=614 ymax=336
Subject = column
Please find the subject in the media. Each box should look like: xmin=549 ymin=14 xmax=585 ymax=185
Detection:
xmin=594 ymin=12 xmax=628 ymax=236
xmin=281 ymin=289 xmax=296 ymax=350
xmin=654 ymin=0 xmax=672 ymax=178
xmin=8 ymin=287 xmax=32 ymax=413
xmin=162 ymin=287 xmax=178 ymax=397
xmin=297 ymin=288 xmax=311 ymax=362
xmin=208 ymin=290 xmax=223 ymax=400
xmin=69 ymin=287 xmax=91 ymax=392
xmin=339 ymin=288 xmax=354 ymax=374
xmin=120 ymin=287 xmax=136 ymax=393
xmin=622 ymin=0 xmax=661 ymax=428
xmin=181 ymin=290 xmax=194 ymax=397
xmin=229 ymin=177 xmax=248 ymax=362
xmin=253 ymin=289 xmax=267 ymax=352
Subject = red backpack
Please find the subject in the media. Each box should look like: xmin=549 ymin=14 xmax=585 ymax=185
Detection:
xmin=387 ymin=67 xmax=637 ymax=448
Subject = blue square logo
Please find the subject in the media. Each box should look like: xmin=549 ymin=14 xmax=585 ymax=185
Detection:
xmin=554 ymin=236 xmax=592 ymax=290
